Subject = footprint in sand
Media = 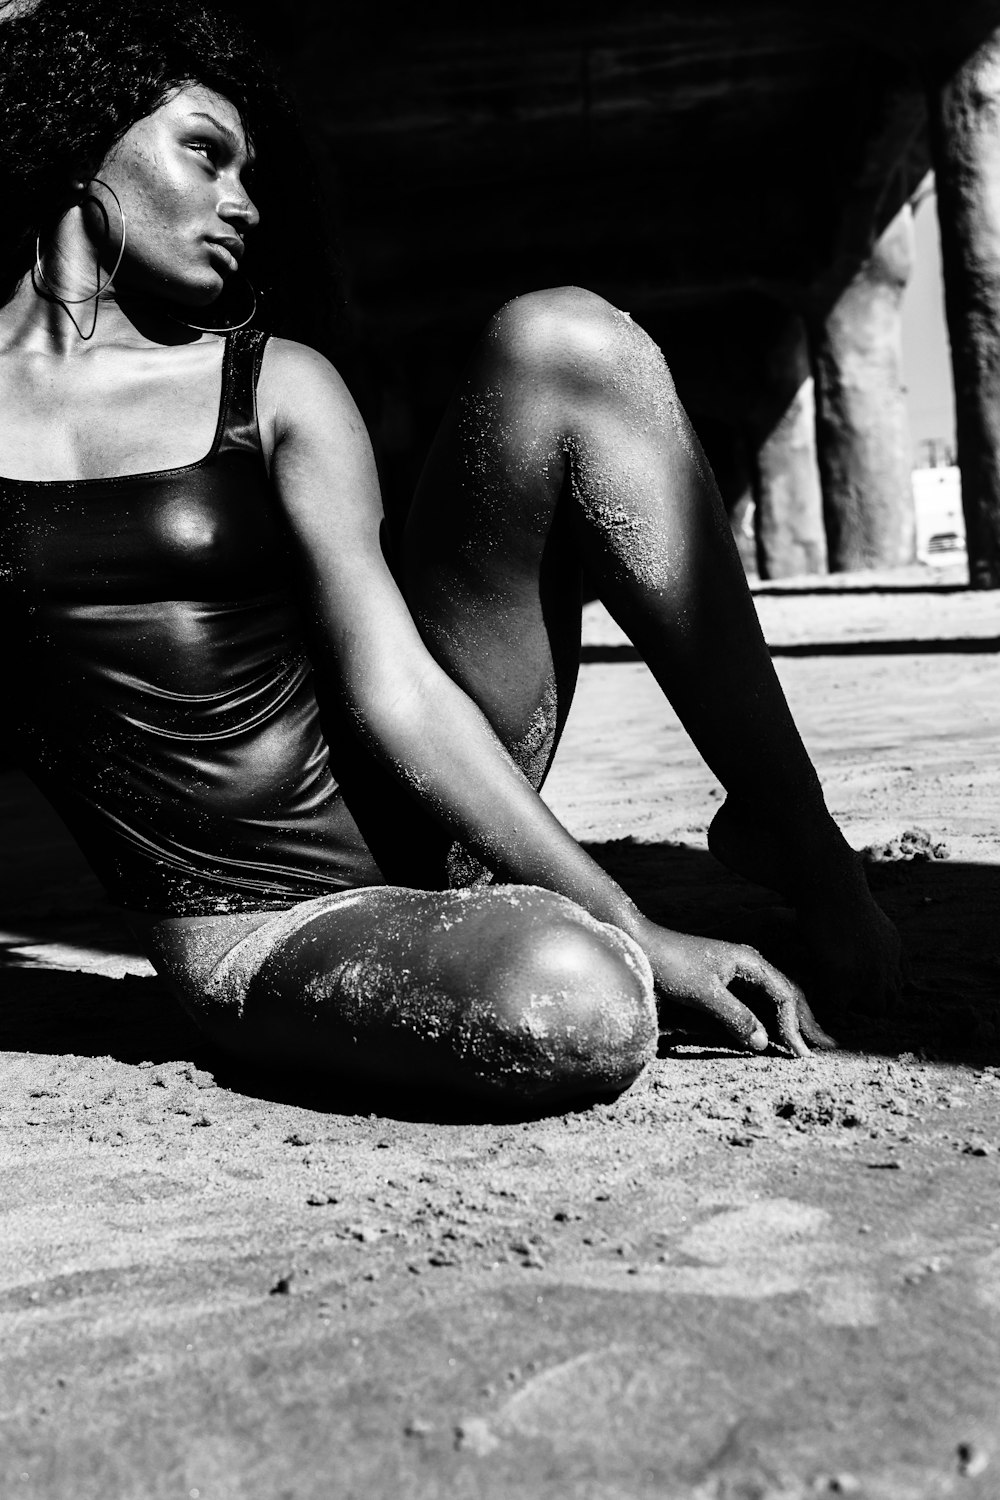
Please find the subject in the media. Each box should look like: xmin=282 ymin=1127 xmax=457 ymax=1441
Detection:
xmin=972 ymin=1247 xmax=1000 ymax=1313
xmin=667 ymin=1200 xmax=879 ymax=1326
xmin=496 ymin=1346 xmax=675 ymax=1443
xmin=485 ymin=1203 xmax=877 ymax=1468
xmin=492 ymin=1343 xmax=728 ymax=1468
xmin=557 ymin=1198 xmax=880 ymax=1327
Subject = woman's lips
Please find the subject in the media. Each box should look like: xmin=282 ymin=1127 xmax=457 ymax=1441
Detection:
xmin=205 ymin=239 xmax=241 ymax=274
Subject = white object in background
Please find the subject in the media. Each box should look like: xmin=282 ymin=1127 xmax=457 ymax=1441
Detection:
xmin=912 ymin=465 xmax=966 ymax=564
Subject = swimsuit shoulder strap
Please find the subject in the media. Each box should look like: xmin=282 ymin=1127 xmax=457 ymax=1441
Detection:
xmin=217 ymin=327 xmax=271 ymax=460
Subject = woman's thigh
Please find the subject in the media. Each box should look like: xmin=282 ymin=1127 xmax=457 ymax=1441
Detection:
xmin=398 ymin=286 xmax=682 ymax=782
xmin=337 ymin=295 xmax=599 ymax=887
xmin=338 ymin=288 xmax=656 ymax=888
xmin=142 ymin=885 xmax=656 ymax=1103
xmin=398 ymin=294 xmax=600 ymax=785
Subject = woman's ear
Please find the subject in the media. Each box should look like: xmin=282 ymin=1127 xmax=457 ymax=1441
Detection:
xmin=70 ymin=156 xmax=101 ymax=195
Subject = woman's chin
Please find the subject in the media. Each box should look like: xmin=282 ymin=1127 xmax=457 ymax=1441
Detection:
xmin=116 ymin=286 xmax=221 ymax=319
xmin=172 ymin=280 xmax=226 ymax=310
xmin=140 ymin=266 xmax=227 ymax=310
xmin=120 ymin=269 xmax=246 ymax=327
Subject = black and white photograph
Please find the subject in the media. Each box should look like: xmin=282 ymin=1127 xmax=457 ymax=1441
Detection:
xmin=1 ymin=2 xmax=998 ymax=1495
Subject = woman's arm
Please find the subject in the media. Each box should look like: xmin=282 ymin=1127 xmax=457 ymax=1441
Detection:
xmin=256 ymin=340 xmax=826 ymax=1056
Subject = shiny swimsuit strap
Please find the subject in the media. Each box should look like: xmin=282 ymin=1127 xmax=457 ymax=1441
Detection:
xmin=217 ymin=327 xmax=271 ymax=460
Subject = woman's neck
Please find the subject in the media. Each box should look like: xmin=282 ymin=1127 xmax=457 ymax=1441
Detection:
xmin=4 ymin=202 xmax=188 ymax=353
xmin=0 ymin=271 xmax=202 ymax=357
xmin=14 ymin=202 xmax=124 ymax=349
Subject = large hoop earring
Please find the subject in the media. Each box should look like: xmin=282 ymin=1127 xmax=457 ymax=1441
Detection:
xmin=34 ymin=177 xmax=127 ymax=305
xmin=168 ymin=276 xmax=257 ymax=334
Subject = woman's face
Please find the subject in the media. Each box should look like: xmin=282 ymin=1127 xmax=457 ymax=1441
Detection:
xmin=86 ymin=83 xmax=259 ymax=307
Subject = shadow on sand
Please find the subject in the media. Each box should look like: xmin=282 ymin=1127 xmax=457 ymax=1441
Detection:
xmin=586 ymin=835 xmax=1000 ymax=1069
xmin=751 ymin=581 xmax=970 ymax=598
xmin=582 ymin=637 xmax=1000 ymax=663
xmin=2 ymin=831 xmax=998 ymax=1124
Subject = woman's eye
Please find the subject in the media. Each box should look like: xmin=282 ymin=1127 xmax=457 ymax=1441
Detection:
xmin=189 ymin=140 xmax=217 ymax=162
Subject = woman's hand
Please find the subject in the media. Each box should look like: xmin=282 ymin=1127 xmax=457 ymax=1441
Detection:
xmin=636 ymin=920 xmax=837 ymax=1058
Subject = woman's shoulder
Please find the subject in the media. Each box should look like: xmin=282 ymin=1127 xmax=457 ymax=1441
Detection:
xmin=257 ymin=336 xmax=367 ymax=457
xmin=260 ymin=336 xmax=350 ymax=396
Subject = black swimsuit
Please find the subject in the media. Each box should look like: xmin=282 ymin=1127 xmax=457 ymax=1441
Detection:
xmin=0 ymin=329 xmax=383 ymax=916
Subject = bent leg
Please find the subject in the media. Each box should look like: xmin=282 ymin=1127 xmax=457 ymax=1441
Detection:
xmin=405 ymin=287 xmax=826 ymax=840
xmin=399 ymin=287 xmax=900 ymax=1011
xmin=141 ymin=887 xmax=657 ymax=1103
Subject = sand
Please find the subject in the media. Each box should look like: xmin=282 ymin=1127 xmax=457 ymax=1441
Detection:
xmin=2 ymin=564 xmax=999 ymax=1500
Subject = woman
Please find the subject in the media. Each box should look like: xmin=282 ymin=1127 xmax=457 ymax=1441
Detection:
xmin=0 ymin=0 xmax=899 ymax=1103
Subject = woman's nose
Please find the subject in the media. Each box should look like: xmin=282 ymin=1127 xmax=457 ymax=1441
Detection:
xmin=219 ymin=187 xmax=260 ymax=232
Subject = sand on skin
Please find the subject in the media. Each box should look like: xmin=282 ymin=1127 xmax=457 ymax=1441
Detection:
xmin=2 ymin=564 xmax=999 ymax=1500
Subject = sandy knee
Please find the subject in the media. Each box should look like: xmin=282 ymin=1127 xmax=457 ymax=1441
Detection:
xmin=486 ymin=286 xmax=661 ymax=394
xmin=466 ymin=891 xmax=657 ymax=1099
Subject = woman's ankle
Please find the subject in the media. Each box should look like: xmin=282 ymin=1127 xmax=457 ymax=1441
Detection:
xmin=708 ymin=794 xmax=864 ymax=905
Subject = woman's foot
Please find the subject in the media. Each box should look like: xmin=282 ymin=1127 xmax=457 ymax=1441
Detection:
xmin=707 ymin=796 xmax=903 ymax=1018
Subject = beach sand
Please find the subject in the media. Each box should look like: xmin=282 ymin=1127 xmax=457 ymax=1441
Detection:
xmin=2 ymin=567 xmax=999 ymax=1500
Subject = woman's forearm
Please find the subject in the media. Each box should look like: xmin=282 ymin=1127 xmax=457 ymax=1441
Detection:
xmin=345 ymin=655 xmax=649 ymax=939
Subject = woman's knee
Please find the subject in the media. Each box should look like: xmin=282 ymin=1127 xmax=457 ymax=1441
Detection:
xmin=464 ymin=893 xmax=658 ymax=1101
xmin=486 ymin=285 xmax=668 ymax=400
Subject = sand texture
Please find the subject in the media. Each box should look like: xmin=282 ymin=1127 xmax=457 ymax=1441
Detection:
xmin=2 ymin=567 xmax=999 ymax=1500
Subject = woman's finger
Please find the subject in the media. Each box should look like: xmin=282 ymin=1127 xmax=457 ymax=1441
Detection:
xmin=730 ymin=946 xmax=812 ymax=1058
xmin=688 ymin=984 xmax=770 ymax=1054
xmin=794 ymin=991 xmax=839 ymax=1050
